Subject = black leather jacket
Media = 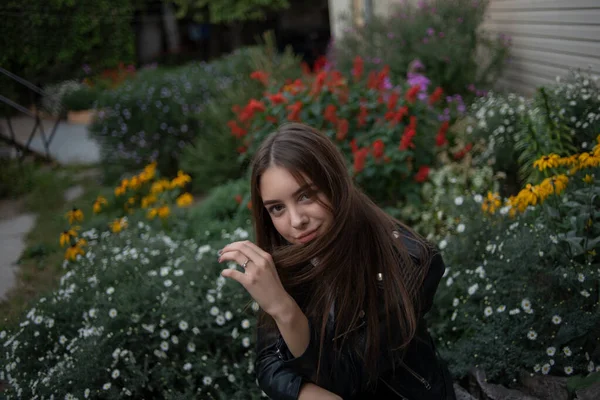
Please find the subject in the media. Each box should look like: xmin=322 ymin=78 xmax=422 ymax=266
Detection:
xmin=254 ymin=230 xmax=456 ymax=400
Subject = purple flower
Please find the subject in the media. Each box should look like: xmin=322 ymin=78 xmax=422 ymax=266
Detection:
xmin=387 ymin=32 xmax=395 ymax=39
xmin=407 ymin=74 xmax=430 ymax=89
xmin=457 ymin=17 xmax=464 ymax=23
xmin=418 ymin=0 xmax=426 ymax=9
xmin=457 ymin=104 xmax=466 ymax=114
xmin=438 ymin=32 xmax=445 ymax=38
xmin=382 ymin=76 xmax=393 ymax=90
xmin=427 ymin=28 xmax=435 ymax=36
xmin=372 ymin=57 xmax=382 ymax=64
xmin=82 ymin=64 xmax=92 ymax=75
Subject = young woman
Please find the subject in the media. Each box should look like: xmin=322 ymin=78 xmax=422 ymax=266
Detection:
xmin=218 ymin=123 xmax=456 ymax=399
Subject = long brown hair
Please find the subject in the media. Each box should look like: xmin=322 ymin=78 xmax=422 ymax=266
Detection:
xmin=250 ymin=122 xmax=433 ymax=387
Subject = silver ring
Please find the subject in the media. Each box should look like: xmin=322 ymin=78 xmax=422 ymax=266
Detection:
xmin=242 ymin=258 xmax=250 ymax=268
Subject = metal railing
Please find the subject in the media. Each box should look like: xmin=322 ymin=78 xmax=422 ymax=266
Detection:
xmin=0 ymin=67 xmax=65 ymax=162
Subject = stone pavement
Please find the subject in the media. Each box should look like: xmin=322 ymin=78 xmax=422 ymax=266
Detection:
xmin=0 ymin=116 xmax=100 ymax=165
xmin=0 ymin=199 xmax=37 ymax=301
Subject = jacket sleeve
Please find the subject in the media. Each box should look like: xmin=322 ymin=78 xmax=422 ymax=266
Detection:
xmin=254 ymin=320 xmax=320 ymax=399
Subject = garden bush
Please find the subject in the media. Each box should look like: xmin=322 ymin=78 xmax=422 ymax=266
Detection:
xmin=0 ymin=221 xmax=265 ymax=399
xmin=467 ymin=69 xmax=600 ymax=194
xmin=427 ymin=137 xmax=600 ymax=387
xmin=229 ymin=57 xmax=470 ymax=207
xmin=330 ymin=0 xmax=510 ymax=99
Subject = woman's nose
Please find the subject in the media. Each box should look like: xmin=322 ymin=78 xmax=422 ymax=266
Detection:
xmin=290 ymin=207 xmax=309 ymax=228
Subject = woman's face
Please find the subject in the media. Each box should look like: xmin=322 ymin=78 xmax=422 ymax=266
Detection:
xmin=260 ymin=165 xmax=333 ymax=245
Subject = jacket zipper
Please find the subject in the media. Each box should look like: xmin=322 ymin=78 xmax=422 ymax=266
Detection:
xmin=398 ymin=360 xmax=432 ymax=390
xmin=379 ymin=378 xmax=410 ymax=400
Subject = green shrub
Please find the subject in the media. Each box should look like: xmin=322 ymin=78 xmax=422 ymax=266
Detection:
xmin=427 ymin=142 xmax=600 ymax=385
xmin=61 ymin=86 xmax=100 ymax=112
xmin=0 ymin=221 xmax=265 ymax=399
xmin=330 ymin=0 xmax=510 ymax=98
xmin=467 ymin=70 xmax=599 ymax=192
xmin=230 ymin=60 xmax=466 ymax=207
xmin=0 ymin=159 xmax=37 ymax=199
xmin=180 ymin=35 xmax=304 ymax=194
xmin=188 ymin=178 xmax=251 ymax=227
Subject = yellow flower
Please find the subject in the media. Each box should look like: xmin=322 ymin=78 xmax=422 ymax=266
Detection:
xmin=593 ymin=144 xmax=600 ymax=158
xmin=551 ymin=174 xmax=569 ymax=195
xmin=65 ymin=243 xmax=85 ymax=261
xmin=507 ymin=195 xmax=527 ymax=214
xmin=139 ymin=162 xmax=157 ymax=182
xmin=66 ymin=208 xmax=84 ymax=224
xmin=171 ymin=170 xmax=191 ymax=188
xmin=109 ymin=218 xmax=128 ymax=233
xmin=147 ymin=208 xmax=158 ymax=220
xmin=539 ymin=174 xmax=569 ymax=200
xmin=129 ymin=176 xmax=142 ymax=190
xmin=558 ymin=154 xmax=579 ymax=167
xmin=59 ymin=227 xmax=79 ymax=247
xmin=121 ymin=178 xmax=130 ymax=188
xmin=157 ymin=205 xmax=171 ymax=219
xmin=127 ymin=197 xmax=136 ymax=205
xmin=141 ymin=195 xmax=157 ymax=208
xmin=93 ymin=196 xmax=108 ymax=214
xmin=481 ymin=192 xmax=502 ymax=214
xmin=176 ymin=193 xmax=194 ymax=208
xmin=583 ymin=174 xmax=594 ymax=184
xmin=577 ymin=152 xmax=598 ymax=169
xmin=533 ymin=154 xmax=561 ymax=171
xmin=518 ymin=184 xmax=539 ymax=207
xmin=115 ymin=186 xmax=126 ymax=197
xmin=151 ymin=179 xmax=171 ymax=194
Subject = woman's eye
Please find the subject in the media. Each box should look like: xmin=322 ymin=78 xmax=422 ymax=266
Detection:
xmin=269 ymin=205 xmax=284 ymax=214
xmin=299 ymin=191 xmax=314 ymax=201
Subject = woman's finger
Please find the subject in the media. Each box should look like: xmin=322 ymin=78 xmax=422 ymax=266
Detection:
xmin=219 ymin=249 xmax=252 ymax=269
xmin=221 ymin=268 xmax=249 ymax=286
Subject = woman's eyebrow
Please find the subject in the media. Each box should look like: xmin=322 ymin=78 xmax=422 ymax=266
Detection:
xmin=262 ymin=184 xmax=314 ymax=206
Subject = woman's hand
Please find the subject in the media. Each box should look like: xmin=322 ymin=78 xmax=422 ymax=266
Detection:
xmin=218 ymin=240 xmax=291 ymax=318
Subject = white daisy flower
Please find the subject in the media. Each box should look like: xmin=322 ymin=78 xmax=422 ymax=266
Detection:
xmin=497 ymin=305 xmax=506 ymax=313
xmin=578 ymin=273 xmax=585 ymax=282
xmin=206 ymin=294 xmax=215 ymax=303
xmin=588 ymin=361 xmax=595 ymax=372
xmin=59 ymin=335 xmax=68 ymax=345
xmin=183 ymin=363 xmax=192 ymax=371
xmin=84 ymin=389 xmax=90 ymax=398
xmin=225 ymin=311 xmax=233 ymax=321
xmin=251 ymin=302 xmax=259 ymax=312
xmin=232 ymin=328 xmax=239 ymax=339
xmin=484 ymin=307 xmax=493 ymax=317
xmin=160 ymin=267 xmax=170 ymax=277
xmin=456 ymin=224 xmax=465 ymax=233
xmin=439 ymin=240 xmax=448 ymax=250
xmin=109 ymin=309 xmax=118 ymax=318
xmin=171 ymin=336 xmax=179 ymax=345
xmin=103 ymin=383 xmax=111 ymax=390
xmin=160 ymin=329 xmax=170 ymax=339
xmin=563 ymin=347 xmax=572 ymax=357
xmin=452 ymin=298 xmax=460 ymax=307
xmin=242 ymin=337 xmax=251 ymax=348
xmin=581 ymin=290 xmax=590 ymax=297
xmin=210 ymin=306 xmax=219 ymax=316
xmin=106 ymin=287 xmax=115 ymax=295
xmin=187 ymin=342 xmax=196 ymax=352
xmin=446 ymin=277 xmax=454 ymax=287
xmin=468 ymin=284 xmax=479 ymax=296
xmin=228 ymin=374 xmax=236 ymax=382
xmin=241 ymin=319 xmax=251 ymax=329
xmin=179 ymin=321 xmax=188 ymax=331
xmin=521 ymin=299 xmax=532 ymax=310
xmin=473 ymin=194 xmax=483 ymax=203
xmin=203 ymin=376 xmax=213 ymax=385
xmin=527 ymin=330 xmax=538 ymax=340
xmin=541 ymin=364 xmax=551 ymax=375
xmin=533 ymin=364 xmax=540 ymax=372
xmin=160 ymin=341 xmax=169 ymax=351
xmin=547 ymin=347 xmax=556 ymax=356
xmin=111 ymin=369 xmax=120 ymax=379
xmin=564 ymin=366 xmax=573 ymax=375
xmin=552 ymin=315 xmax=562 ymax=325
xmin=216 ymin=315 xmax=226 ymax=326
xmin=454 ymin=196 xmax=464 ymax=206
xmin=164 ymin=279 xmax=173 ymax=287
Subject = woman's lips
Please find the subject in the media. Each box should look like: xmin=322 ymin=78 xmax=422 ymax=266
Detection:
xmin=297 ymin=229 xmax=318 ymax=244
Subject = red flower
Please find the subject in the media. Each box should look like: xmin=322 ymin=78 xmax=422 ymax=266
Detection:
xmin=266 ymin=115 xmax=278 ymax=124
xmin=352 ymin=56 xmax=364 ymax=81
xmin=428 ymin=87 xmax=444 ymax=105
xmin=250 ymin=70 xmax=269 ymax=86
xmin=267 ymin=93 xmax=286 ymax=105
xmin=336 ymin=119 xmax=349 ymax=141
xmin=239 ymin=99 xmax=266 ymax=123
xmin=414 ymin=165 xmax=430 ymax=183
xmin=234 ymin=194 xmax=243 ymax=204
xmin=227 ymin=120 xmax=248 ymax=138
xmin=453 ymin=143 xmax=473 ymax=160
xmin=435 ymin=121 xmax=450 ymax=147
xmin=353 ymin=147 xmax=370 ymax=174
xmin=350 ymin=138 xmax=359 ymax=154
xmin=405 ymin=84 xmax=421 ymax=104
xmin=372 ymin=139 xmax=385 ymax=159
xmin=247 ymin=201 xmax=253 ymax=210
xmin=409 ymin=115 xmax=417 ymax=130
xmin=399 ymin=127 xmax=416 ymax=151
xmin=301 ymin=62 xmax=311 ymax=75
xmin=357 ymin=105 xmax=368 ymax=127
xmin=311 ymin=71 xmax=328 ymax=95
xmin=388 ymin=106 xmax=408 ymax=126
xmin=375 ymin=66 xmax=390 ymax=90
xmin=387 ymin=92 xmax=400 ymax=112
xmin=313 ymin=55 xmax=328 ymax=73
xmin=324 ymin=104 xmax=338 ymax=124
xmin=237 ymin=146 xmax=247 ymax=154
xmin=367 ymin=71 xmax=378 ymax=89
xmin=287 ymin=101 xmax=303 ymax=122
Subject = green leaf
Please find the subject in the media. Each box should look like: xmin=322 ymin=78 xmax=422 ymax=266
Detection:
xmin=566 ymin=371 xmax=600 ymax=393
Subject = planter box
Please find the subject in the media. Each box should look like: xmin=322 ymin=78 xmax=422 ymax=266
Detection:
xmin=67 ymin=110 xmax=96 ymax=125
